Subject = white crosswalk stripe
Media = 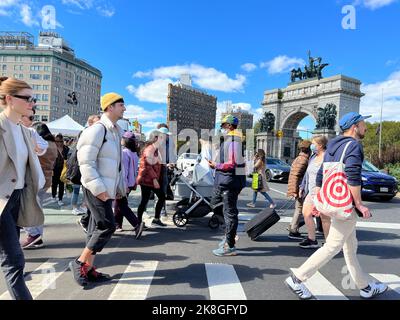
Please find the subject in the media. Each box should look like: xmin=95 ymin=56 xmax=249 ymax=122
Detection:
xmin=205 ymin=263 xmax=247 ymax=300
xmin=108 ymin=260 xmax=158 ymax=300
xmin=1 ymin=258 xmax=399 ymax=300
xmin=0 ymin=259 xmax=69 ymax=300
xmin=290 ymin=268 xmax=348 ymax=300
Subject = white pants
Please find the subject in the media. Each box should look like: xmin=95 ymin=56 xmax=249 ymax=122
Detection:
xmin=293 ymin=211 xmax=369 ymax=289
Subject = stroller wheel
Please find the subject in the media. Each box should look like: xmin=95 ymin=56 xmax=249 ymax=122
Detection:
xmin=173 ymin=210 xmax=188 ymax=227
xmin=208 ymin=215 xmax=220 ymax=229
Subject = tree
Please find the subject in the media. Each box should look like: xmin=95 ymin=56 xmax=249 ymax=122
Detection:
xmin=363 ymin=121 xmax=400 ymax=168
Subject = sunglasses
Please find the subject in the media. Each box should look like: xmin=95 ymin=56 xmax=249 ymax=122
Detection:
xmin=12 ymin=95 xmax=37 ymax=104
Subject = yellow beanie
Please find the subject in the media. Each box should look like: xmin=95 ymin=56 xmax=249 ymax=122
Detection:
xmin=100 ymin=92 xmax=124 ymax=111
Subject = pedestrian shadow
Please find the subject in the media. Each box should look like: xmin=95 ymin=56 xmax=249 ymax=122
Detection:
xmin=357 ymin=229 xmax=400 ymax=242
xmin=358 ymin=244 xmax=400 ymax=260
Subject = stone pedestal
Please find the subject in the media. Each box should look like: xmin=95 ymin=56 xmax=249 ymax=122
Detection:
xmin=313 ymin=128 xmax=337 ymax=140
xmin=256 ymin=132 xmax=276 ymax=157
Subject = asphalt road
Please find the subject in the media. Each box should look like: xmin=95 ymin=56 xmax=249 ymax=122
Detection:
xmin=0 ymin=182 xmax=399 ymax=301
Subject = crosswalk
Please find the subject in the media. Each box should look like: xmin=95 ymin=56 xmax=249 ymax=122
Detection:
xmin=0 ymin=258 xmax=398 ymax=300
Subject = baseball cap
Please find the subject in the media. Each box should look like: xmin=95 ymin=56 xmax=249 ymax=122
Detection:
xmin=157 ymin=127 xmax=172 ymax=135
xmin=339 ymin=112 xmax=372 ymax=131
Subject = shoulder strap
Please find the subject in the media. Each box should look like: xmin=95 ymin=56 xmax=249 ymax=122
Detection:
xmin=340 ymin=141 xmax=354 ymax=164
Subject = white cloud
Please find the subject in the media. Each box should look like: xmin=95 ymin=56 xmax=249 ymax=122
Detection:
xmin=61 ymin=0 xmax=94 ymax=9
xmin=96 ymin=5 xmax=115 ymax=17
xmin=360 ymin=71 xmax=400 ymax=122
xmin=133 ymin=64 xmax=246 ymax=92
xmin=0 ymin=0 xmax=19 ymax=7
xmin=20 ymin=4 xmax=39 ymax=27
xmin=127 ymin=79 xmax=174 ymax=104
xmin=362 ymin=0 xmax=397 ymax=10
xmin=260 ymin=55 xmax=305 ymax=74
xmin=141 ymin=121 xmax=161 ymax=129
xmin=241 ymin=63 xmax=257 ymax=72
xmin=124 ymin=104 xmax=165 ymax=122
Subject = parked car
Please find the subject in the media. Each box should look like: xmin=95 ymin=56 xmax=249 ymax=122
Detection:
xmin=265 ymin=157 xmax=291 ymax=182
xmin=361 ymin=160 xmax=398 ymax=201
xmin=177 ymin=153 xmax=199 ymax=171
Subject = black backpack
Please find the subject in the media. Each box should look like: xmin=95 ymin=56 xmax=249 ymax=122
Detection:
xmin=66 ymin=123 xmax=107 ymax=184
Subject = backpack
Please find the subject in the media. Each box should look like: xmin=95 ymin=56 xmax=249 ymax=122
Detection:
xmin=66 ymin=123 xmax=107 ymax=185
xmin=313 ymin=141 xmax=354 ymax=220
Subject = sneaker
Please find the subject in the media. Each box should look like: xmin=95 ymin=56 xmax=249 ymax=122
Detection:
xmin=115 ymin=227 xmax=123 ymax=232
xmin=51 ymin=197 xmax=57 ymax=203
xmin=31 ymin=239 xmax=44 ymax=249
xmin=21 ymin=234 xmax=42 ymax=249
xmin=213 ymin=243 xmax=237 ymax=257
xmin=285 ymin=275 xmax=312 ymax=300
xmin=141 ymin=223 xmax=150 ymax=231
xmin=58 ymin=200 xmax=64 ymax=206
xmin=360 ymin=282 xmax=388 ymax=299
xmin=288 ymin=231 xmax=304 ymax=241
xmin=246 ymin=203 xmax=256 ymax=208
xmin=151 ymin=218 xmax=167 ymax=228
xmin=72 ymin=208 xmax=84 ymax=216
xmin=77 ymin=206 xmax=87 ymax=214
xmin=87 ymin=266 xmax=111 ymax=283
xmin=77 ymin=219 xmax=88 ymax=234
xmin=219 ymin=235 xmax=240 ymax=248
xmin=299 ymin=238 xmax=319 ymax=249
xmin=69 ymin=259 xmax=90 ymax=287
xmin=269 ymin=203 xmax=277 ymax=209
xmin=135 ymin=222 xmax=145 ymax=240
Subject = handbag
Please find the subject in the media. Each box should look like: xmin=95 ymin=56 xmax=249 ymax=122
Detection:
xmin=252 ymin=173 xmax=263 ymax=191
xmin=313 ymin=141 xmax=354 ymax=220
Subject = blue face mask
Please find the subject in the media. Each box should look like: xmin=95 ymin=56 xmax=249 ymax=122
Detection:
xmin=310 ymin=144 xmax=317 ymax=153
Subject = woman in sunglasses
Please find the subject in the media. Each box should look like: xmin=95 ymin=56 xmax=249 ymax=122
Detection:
xmin=20 ymin=108 xmax=48 ymax=157
xmin=0 ymin=77 xmax=45 ymax=300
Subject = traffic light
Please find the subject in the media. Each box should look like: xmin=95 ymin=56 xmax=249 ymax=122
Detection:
xmin=276 ymin=130 xmax=284 ymax=138
xmin=67 ymin=92 xmax=78 ymax=105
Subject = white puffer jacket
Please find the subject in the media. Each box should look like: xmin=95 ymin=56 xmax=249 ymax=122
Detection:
xmin=77 ymin=114 xmax=125 ymax=199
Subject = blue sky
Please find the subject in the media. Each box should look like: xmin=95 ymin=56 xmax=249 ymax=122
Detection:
xmin=1 ymin=0 xmax=400 ymax=137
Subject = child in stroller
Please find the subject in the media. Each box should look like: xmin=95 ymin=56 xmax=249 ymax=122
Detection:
xmin=170 ymin=157 xmax=224 ymax=229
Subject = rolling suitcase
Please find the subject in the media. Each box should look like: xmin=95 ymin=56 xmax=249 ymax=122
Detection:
xmin=244 ymin=207 xmax=280 ymax=241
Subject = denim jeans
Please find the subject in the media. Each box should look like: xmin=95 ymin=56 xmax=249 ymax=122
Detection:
xmin=210 ymin=186 xmax=242 ymax=248
xmin=252 ymin=191 xmax=275 ymax=207
xmin=70 ymin=184 xmax=81 ymax=207
xmin=24 ymin=188 xmax=46 ymax=237
xmin=0 ymin=189 xmax=32 ymax=300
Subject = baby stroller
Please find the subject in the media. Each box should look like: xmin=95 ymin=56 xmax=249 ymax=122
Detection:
xmin=170 ymin=161 xmax=224 ymax=229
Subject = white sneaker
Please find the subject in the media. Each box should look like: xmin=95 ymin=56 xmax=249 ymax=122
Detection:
xmin=360 ymin=282 xmax=388 ymax=299
xmin=72 ymin=208 xmax=83 ymax=216
xmin=285 ymin=276 xmax=312 ymax=300
xmin=58 ymin=200 xmax=64 ymax=206
xmin=246 ymin=203 xmax=256 ymax=208
xmin=77 ymin=206 xmax=87 ymax=214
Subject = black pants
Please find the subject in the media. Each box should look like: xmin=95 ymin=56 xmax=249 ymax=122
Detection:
xmin=83 ymin=188 xmax=116 ymax=254
xmin=51 ymin=170 xmax=64 ymax=201
xmin=210 ymin=186 xmax=242 ymax=248
xmin=114 ymin=196 xmax=139 ymax=229
xmin=137 ymin=185 xmax=165 ymax=224
xmin=0 ymin=190 xmax=32 ymax=300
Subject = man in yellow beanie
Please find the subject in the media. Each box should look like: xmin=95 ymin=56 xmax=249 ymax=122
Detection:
xmin=69 ymin=92 xmax=126 ymax=287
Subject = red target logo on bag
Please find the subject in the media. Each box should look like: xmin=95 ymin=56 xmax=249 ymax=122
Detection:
xmin=314 ymin=141 xmax=354 ymax=220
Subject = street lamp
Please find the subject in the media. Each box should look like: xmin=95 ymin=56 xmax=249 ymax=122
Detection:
xmin=66 ymin=71 xmax=77 ymax=119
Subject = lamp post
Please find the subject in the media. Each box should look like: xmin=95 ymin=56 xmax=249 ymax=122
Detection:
xmin=67 ymin=71 xmax=78 ymax=119
xmin=379 ymin=89 xmax=383 ymax=163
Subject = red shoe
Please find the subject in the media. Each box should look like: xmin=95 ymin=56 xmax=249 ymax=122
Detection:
xmin=87 ymin=266 xmax=112 ymax=282
xmin=21 ymin=234 xmax=43 ymax=249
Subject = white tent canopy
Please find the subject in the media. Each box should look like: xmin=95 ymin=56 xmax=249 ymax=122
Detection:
xmin=47 ymin=115 xmax=84 ymax=136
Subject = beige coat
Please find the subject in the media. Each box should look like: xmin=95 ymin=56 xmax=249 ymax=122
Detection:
xmin=254 ymin=159 xmax=270 ymax=192
xmin=0 ymin=112 xmax=45 ymax=227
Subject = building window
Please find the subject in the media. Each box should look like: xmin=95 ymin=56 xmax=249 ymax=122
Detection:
xmin=43 ymin=85 xmax=49 ymax=90
xmin=55 ymin=76 xmax=60 ymax=82
xmin=2 ymin=65 xmax=6 ymax=71
xmin=14 ymin=56 xmax=23 ymax=62
xmin=54 ymin=67 xmax=60 ymax=74
xmin=41 ymin=115 xmax=48 ymax=122
xmin=54 ymin=86 xmax=59 ymax=93
xmin=31 ymin=57 xmax=43 ymax=62
xmin=43 ymin=74 xmax=51 ymax=80
xmin=44 ymin=57 xmax=51 ymax=62
xmin=42 ymin=94 xmax=49 ymax=101
xmin=44 ymin=66 xmax=51 ymax=72
xmin=14 ymin=65 xmax=23 ymax=71
xmin=30 ymin=65 xmax=42 ymax=71
xmin=52 ymin=96 xmax=59 ymax=103
xmin=30 ymin=74 xmax=42 ymax=80
xmin=32 ymin=85 xmax=42 ymax=90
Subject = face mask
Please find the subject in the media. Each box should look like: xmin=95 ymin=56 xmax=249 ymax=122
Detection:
xmin=310 ymin=144 xmax=318 ymax=154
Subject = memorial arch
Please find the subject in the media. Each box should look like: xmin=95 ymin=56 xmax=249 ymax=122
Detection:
xmin=256 ymin=74 xmax=364 ymax=162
